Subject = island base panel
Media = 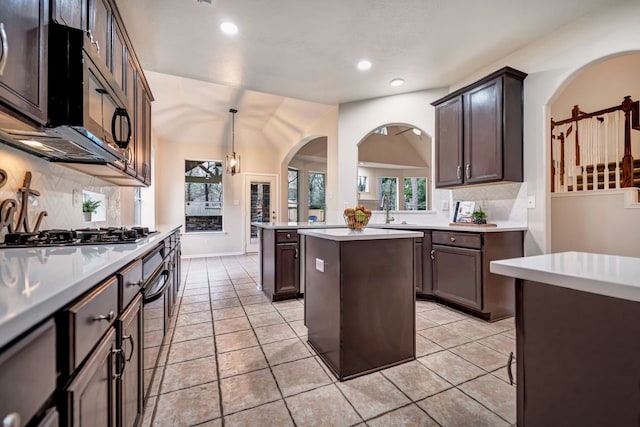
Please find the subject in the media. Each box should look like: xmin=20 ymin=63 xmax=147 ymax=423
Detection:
xmin=517 ymin=279 xmax=640 ymax=426
xmin=305 ymin=236 xmax=415 ymax=381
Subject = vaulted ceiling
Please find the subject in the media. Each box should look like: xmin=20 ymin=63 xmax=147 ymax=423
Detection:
xmin=117 ymin=0 xmax=622 ymax=105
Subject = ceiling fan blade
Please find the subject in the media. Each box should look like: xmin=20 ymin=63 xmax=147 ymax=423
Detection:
xmin=394 ymin=128 xmax=413 ymax=136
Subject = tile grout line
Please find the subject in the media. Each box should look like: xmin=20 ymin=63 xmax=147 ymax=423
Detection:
xmin=206 ymin=256 xmax=228 ymax=426
xmin=220 ymin=255 xmax=299 ymax=425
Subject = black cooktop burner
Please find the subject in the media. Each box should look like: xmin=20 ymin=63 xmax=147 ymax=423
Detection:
xmin=0 ymin=227 xmax=156 ymax=248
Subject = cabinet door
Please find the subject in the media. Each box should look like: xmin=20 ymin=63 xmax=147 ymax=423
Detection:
xmin=52 ymin=0 xmax=85 ymax=30
xmin=276 ymin=243 xmax=299 ymax=296
xmin=124 ymin=53 xmax=137 ymax=177
xmin=414 ymin=239 xmax=423 ymax=293
xmin=65 ymin=327 xmax=117 ymax=427
xmin=434 ymin=95 xmax=463 ymax=187
xmin=119 ymin=295 xmax=143 ymax=427
xmin=87 ymin=0 xmax=111 ymax=70
xmin=432 ymin=244 xmax=482 ymax=310
xmin=0 ymin=0 xmax=48 ymax=124
xmin=143 ymin=91 xmax=152 ymax=185
xmin=463 ymin=77 xmax=503 ymax=184
xmin=420 ymin=231 xmax=433 ymax=297
xmin=135 ymin=77 xmax=151 ymax=183
xmin=111 ymin=24 xmax=125 ymax=92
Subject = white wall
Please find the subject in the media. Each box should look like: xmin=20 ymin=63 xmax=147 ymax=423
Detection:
xmin=337 ymin=89 xmax=449 ymax=221
xmin=444 ymin=0 xmax=640 ymax=255
xmin=552 ymin=190 xmax=640 ymax=257
xmin=155 ymin=135 xmax=280 ymax=257
xmin=337 ymin=1 xmax=640 ymax=255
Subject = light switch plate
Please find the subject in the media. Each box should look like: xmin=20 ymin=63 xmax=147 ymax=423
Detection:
xmin=441 ymin=200 xmax=449 ymax=211
xmin=315 ymin=258 xmax=325 ymax=272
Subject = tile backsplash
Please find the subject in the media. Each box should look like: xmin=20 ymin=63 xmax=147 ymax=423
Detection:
xmin=0 ymin=144 xmax=128 ymax=237
xmin=450 ymin=182 xmax=527 ymax=224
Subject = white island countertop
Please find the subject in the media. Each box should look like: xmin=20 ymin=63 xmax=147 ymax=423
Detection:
xmin=491 ymin=251 xmax=640 ymax=302
xmin=0 ymin=224 xmax=182 ymax=349
xmin=298 ymin=228 xmax=423 ymax=241
xmin=252 ymin=222 xmax=346 ymax=229
xmin=252 ymin=221 xmax=526 ymax=233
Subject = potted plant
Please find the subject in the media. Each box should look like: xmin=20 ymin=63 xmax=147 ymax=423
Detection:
xmin=472 ymin=208 xmax=487 ymax=224
xmin=83 ymin=198 xmax=101 ymax=222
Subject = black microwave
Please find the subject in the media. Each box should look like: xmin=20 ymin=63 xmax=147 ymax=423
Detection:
xmin=48 ymin=24 xmax=132 ymax=160
xmin=0 ymin=23 xmax=131 ymax=164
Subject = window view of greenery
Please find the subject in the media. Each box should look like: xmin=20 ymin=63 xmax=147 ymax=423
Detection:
xmin=288 ymin=168 xmax=299 ymax=222
xmin=308 ymin=171 xmax=325 ymax=221
xmin=185 ymin=160 xmax=223 ymax=232
xmin=379 ymin=177 xmax=398 ymax=210
xmin=404 ymin=177 xmax=427 ymax=210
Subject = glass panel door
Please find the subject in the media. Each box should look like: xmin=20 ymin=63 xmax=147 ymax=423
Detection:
xmin=245 ymin=174 xmax=277 ymax=253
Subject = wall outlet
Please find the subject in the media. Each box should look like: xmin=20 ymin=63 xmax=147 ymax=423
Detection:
xmin=479 ymin=200 xmax=488 ymax=209
xmin=233 ymin=199 xmax=239 ymax=205
xmin=315 ymin=258 xmax=325 ymax=272
xmin=441 ymin=200 xmax=449 ymax=211
xmin=527 ymin=195 xmax=536 ymax=209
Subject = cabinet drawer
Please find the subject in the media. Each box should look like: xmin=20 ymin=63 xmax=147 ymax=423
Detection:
xmin=432 ymin=231 xmax=482 ymax=249
xmin=63 ymin=276 xmax=118 ymax=374
xmin=119 ymin=259 xmax=143 ymax=312
xmin=276 ymin=231 xmax=298 ymax=243
xmin=0 ymin=320 xmax=56 ymax=426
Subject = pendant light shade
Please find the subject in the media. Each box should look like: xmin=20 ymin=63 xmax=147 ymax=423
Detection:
xmin=225 ymin=108 xmax=240 ymax=175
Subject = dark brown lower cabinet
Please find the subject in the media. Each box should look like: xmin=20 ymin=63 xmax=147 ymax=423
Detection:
xmin=430 ymin=230 xmax=523 ymax=321
xmin=432 ymin=245 xmax=482 ymax=310
xmin=64 ymin=327 xmax=118 ymax=427
xmin=275 ymin=243 xmax=299 ymax=296
xmin=516 ymin=280 xmax=640 ymax=426
xmin=260 ymin=229 xmax=300 ymax=301
xmin=414 ymin=231 xmax=433 ymax=298
xmin=0 ymin=320 xmax=56 ymax=427
xmin=118 ymin=295 xmax=143 ymax=427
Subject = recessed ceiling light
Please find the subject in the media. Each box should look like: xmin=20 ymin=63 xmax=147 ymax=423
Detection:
xmin=390 ymin=78 xmax=405 ymax=87
xmin=220 ymin=21 xmax=239 ymax=35
xmin=357 ymin=60 xmax=372 ymax=71
xmin=412 ymin=128 xmax=422 ymax=136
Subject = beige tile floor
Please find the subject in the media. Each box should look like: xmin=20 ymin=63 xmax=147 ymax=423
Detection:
xmin=143 ymin=255 xmax=516 ymax=427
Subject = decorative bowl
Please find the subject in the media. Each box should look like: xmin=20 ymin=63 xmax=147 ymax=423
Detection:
xmin=343 ymin=213 xmax=370 ymax=230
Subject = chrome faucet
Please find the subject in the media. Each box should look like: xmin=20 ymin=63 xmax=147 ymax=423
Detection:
xmin=382 ymin=193 xmax=395 ymax=224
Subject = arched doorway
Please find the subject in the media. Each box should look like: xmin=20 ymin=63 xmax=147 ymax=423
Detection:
xmin=548 ymin=52 xmax=640 ymax=257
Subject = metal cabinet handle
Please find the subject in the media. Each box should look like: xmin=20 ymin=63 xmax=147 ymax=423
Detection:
xmin=430 ymin=249 xmax=435 ymax=260
xmin=122 ymin=334 xmax=135 ymax=362
xmin=286 ymin=233 xmax=291 ymax=239
xmin=112 ymin=348 xmax=125 ymax=379
xmin=2 ymin=412 xmax=21 ymax=427
xmin=87 ymin=30 xmax=100 ymax=54
xmin=93 ymin=311 xmax=115 ymax=322
xmin=456 ymin=165 xmax=461 ymax=180
xmin=450 ymin=237 xmax=456 ymax=242
xmin=294 ymin=248 xmax=298 ymax=259
xmin=507 ymin=352 xmax=514 ymax=385
xmin=466 ymin=164 xmax=471 ymax=179
xmin=112 ymin=108 xmax=132 ymax=149
xmin=0 ymin=23 xmax=7 ymax=77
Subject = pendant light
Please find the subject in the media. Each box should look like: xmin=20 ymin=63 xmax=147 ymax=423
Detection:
xmin=225 ymin=108 xmax=240 ymax=175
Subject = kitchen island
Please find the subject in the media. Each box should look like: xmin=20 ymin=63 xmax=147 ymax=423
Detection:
xmin=298 ymin=227 xmax=423 ymax=381
xmin=491 ymin=252 xmax=640 ymax=426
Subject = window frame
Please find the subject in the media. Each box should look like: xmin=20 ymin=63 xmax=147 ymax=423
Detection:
xmin=184 ymin=159 xmax=224 ymax=233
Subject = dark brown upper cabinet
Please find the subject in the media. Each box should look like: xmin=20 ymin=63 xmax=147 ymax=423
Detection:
xmin=433 ymin=67 xmax=527 ymax=188
xmin=52 ymin=0 xmax=86 ymax=30
xmin=0 ymin=0 xmax=48 ymax=124
xmin=87 ymin=0 xmax=112 ymax=71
